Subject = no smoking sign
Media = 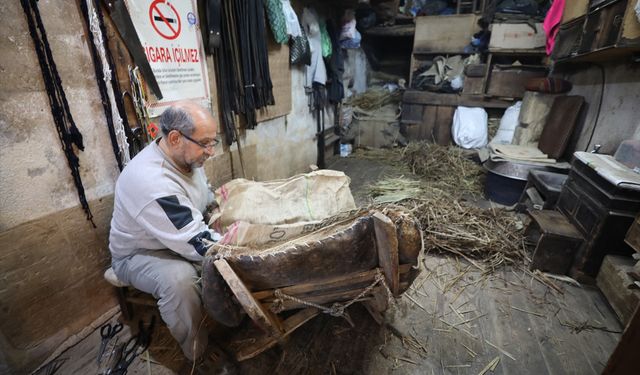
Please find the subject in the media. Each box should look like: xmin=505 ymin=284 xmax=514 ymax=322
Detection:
xmin=149 ymin=0 xmax=181 ymax=40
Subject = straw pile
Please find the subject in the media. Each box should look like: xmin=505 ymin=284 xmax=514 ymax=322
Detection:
xmin=401 ymin=142 xmax=484 ymax=197
xmin=363 ymin=143 xmax=526 ymax=271
xmin=345 ymin=88 xmax=401 ymax=111
xmin=411 ymin=191 xmax=526 ymax=272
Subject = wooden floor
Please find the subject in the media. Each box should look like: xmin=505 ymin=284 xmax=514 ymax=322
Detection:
xmin=37 ymin=153 xmax=623 ymax=375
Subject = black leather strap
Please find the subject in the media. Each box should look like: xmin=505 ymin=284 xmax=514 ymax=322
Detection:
xmin=206 ymin=0 xmax=221 ymax=51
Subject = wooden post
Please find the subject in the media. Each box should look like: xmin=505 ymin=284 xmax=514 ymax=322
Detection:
xmin=214 ymin=258 xmax=285 ymax=338
xmin=372 ymin=212 xmax=400 ymax=296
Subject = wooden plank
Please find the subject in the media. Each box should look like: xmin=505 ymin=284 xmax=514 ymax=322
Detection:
xmin=413 ymin=14 xmax=480 ymax=54
xmin=624 ymin=215 xmax=640 ymax=253
xmin=603 ymin=304 xmax=640 ymax=374
xmin=402 ymin=90 xmax=513 ymax=109
xmin=597 ymin=255 xmax=640 ymax=325
xmin=400 ymin=103 xmax=423 ymax=125
xmin=213 ymin=258 xmax=284 ymax=338
xmin=235 ymin=308 xmax=320 ymax=361
xmin=372 ymin=212 xmax=400 ymax=296
xmin=433 ymin=106 xmax=454 ymax=146
xmin=264 ymin=282 xmax=409 ymax=311
xmin=255 ymin=39 xmax=291 ymax=122
xmin=562 ymin=0 xmax=589 ymax=24
xmin=363 ymin=24 xmax=415 ymax=37
xmin=462 ymin=76 xmax=485 ymax=95
xmin=253 ymin=264 xmax=413 ymax=301
xmin=621 ymin=0 xmax=640 ymax=41
xmin=486 ymin=67 xmax=547 ymax=99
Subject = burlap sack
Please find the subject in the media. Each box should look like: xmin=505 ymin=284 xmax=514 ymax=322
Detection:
xmin=211 ymin=170 xmax=356 ymax=247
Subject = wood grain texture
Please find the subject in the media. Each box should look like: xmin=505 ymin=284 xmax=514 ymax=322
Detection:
xmin=214 ymin=258 xmax=284 ymax=338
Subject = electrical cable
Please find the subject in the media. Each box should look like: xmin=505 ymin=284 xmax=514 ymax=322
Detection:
xmin=583 ymin=63 xmax=605 ymax=152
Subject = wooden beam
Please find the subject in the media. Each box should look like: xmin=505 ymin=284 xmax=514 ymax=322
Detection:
xmin=603 ymin=304 xmax=640 ymax=374
xmin=235 ymin=308 xmax=320 ymax=361
xmin=214 ymin=258 xmax=284 ymax=338
xmin=402 ymin=90 xmax=513 ymax=109
xmin=373 ymin=212 xmax=400 ymax=296
xmin=253 ymin=264 xmax=413 ymax=301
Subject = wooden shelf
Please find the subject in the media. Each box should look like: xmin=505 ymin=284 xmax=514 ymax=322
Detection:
xmin=402 ymin=90 xmax=514 ymax=109
xmin=552 ymin=0 xmax=640 ymax=63
xmin=363 ymin=24 xmax=415 ymax=37
xmin=488 ymin=48 xmax=546 ymax=55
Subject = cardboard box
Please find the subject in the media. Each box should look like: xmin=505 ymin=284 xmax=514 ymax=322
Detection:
xmin=489 ymin=23 xmax=546 ymax=50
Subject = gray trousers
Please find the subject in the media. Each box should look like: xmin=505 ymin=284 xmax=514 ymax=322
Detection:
xmin=112 ymin=250 xmax=208 ymax=361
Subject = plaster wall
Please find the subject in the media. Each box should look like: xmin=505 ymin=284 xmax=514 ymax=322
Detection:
xmin=0 ymin=0 xmax=120 ymax=231
xmin=241 ymin=67 xmax=323 ymax=181
xmin=561 ymin=61 xmax=640 ymax=156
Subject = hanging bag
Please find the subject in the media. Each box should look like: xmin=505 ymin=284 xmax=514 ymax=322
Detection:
xmin=264 ymin=0 xmax=288 ymax=44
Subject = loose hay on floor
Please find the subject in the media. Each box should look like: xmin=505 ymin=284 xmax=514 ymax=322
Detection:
xmin=400 ymin=142 xmax=484 ymax=197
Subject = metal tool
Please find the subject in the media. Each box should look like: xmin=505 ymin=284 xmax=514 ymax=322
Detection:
xmin=97 ymin=322 xmax=123 ymax=364
xmin=107 ymin=316 xmax=156 ymax=375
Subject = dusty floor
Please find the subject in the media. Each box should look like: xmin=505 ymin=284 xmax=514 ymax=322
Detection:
xmin=36 ymin=152 xmax=623 ymax=375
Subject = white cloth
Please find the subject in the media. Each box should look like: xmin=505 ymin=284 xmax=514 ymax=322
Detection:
xmin=302 ymin=7 xmax=327 ymax=87
xmin=281 ymin=0 xmax=301 ymax=37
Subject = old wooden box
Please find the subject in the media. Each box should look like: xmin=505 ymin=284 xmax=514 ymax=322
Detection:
xmin=486 ymin=65 xmax=547 ymax=98
xmin=526 ymin=210 xmax=584 ymax=275
xmin=596 ymin=255 xmax=640 ymax=325
xmin=489 ymin=23 xmax=546 ymax=50
xmin=557 ymin=152 xmax=640 ymax=280
xmin=625 ymin=215 xmax=640 ymax=253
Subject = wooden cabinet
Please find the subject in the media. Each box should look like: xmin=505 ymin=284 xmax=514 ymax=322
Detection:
xmin=553 ymin=0 xmax=640 ymax=62
xmin=557 ymin=154 xmax=640 ymax=281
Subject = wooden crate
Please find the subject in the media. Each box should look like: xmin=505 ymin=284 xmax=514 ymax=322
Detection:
xmin=596 ymin=255 xmax=640 ymax=325
xmin=625 ymin=215 xmax=640 ymax=253
xmin=486 ymin=65 xmax=547 ymax=98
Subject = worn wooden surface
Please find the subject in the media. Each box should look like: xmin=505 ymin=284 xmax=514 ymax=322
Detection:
xmin=214 ymin=258 xmax=284 ymax=338
xmin=603 ymin=304 xmax=640 ymax=375
xmin=596 ymin=255 xmax=640 ymax=325
xmin=373 ymin=212 xmax=400 ymax=295
xmin=624 ymin=215 xmax=640 ymax=253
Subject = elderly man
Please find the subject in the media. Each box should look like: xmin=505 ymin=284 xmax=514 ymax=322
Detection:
xmin=109 ymin=101 xmax=222 ymax=366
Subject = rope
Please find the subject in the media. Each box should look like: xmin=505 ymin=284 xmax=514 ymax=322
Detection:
xmin=270 ymin=269 xmax=395 ymax=318
xmin=86 ymin=0 xmax=130 ymax=166
xmin=21 ymin=0 xmax=96 ymax=227
xmin=80 ymin=0 xmax=131 ymax=170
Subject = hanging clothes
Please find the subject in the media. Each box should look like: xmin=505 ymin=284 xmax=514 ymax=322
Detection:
xmin=543 ymin=0 xmax=566 ymax=55
xmin=302 ymin=7 xmax=327 ymax=88
xmin=281 ymin=0 xmax=301 ymax=37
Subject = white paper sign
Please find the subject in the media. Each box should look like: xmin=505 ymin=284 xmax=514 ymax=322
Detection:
xmin=126 ymin=0 xmax=210 ymax=117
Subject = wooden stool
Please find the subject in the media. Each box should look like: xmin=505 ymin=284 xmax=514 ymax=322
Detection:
xmin=525 ymin=210 xmax=584 ymax=275
xmin=104 ymin=268 xmax=156 ymax=320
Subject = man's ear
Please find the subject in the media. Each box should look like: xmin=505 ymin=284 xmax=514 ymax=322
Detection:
xmin=166 ymin=130 xmax=181 ymax=146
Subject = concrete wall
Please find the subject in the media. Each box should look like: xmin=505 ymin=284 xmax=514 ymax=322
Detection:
xmin=0 ymin=0 xmax=319 ymax=372
xmin=559 ymin=61 xmax=640 ymax=156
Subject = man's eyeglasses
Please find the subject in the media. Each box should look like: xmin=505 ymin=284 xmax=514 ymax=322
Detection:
xmin=179 ymin=131 xmax=220 ymax=149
